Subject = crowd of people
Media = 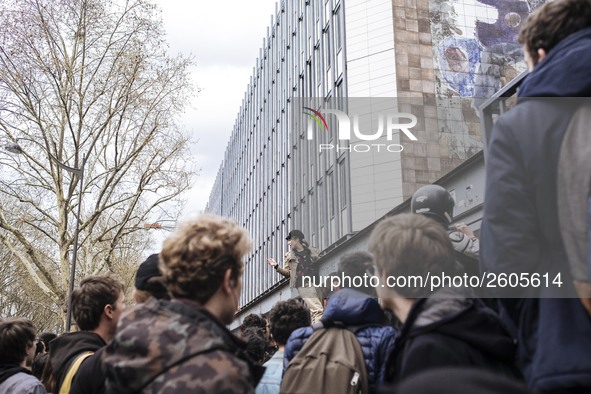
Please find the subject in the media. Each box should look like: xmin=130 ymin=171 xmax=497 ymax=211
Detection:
xmin=2 ymin=0 xmax=591 ymax=393
xmin=0 ymin=210 xmax=571 ymax=394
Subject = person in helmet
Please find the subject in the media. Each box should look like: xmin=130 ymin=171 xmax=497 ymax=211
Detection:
xmin=411 ymin=185 xmax=480 ymax=273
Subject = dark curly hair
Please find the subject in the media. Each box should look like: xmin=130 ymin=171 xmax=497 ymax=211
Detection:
xmin=241 ymin=327 xmax=268 ymax=365
xmin=160 ymin=215 xmax=251 ymax=303
xmin=268 ymin=299 xmax=311 ymax=345
xmin=243 ymin=313 xmax=266 ymax=329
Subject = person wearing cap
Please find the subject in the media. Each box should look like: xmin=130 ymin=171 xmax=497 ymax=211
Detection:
xmin=266 ymin=230 xmax=324 ymax=323
xmin=133 ymin=253 xmax=170 ymax=303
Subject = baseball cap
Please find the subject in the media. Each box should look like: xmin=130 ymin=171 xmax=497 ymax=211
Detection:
xmin=286 ymin=229 xmax=305 ymax=241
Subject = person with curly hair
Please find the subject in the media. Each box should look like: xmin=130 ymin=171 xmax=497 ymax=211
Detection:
xmin=255 ymin=299 xmax=311 ymax=394
xmin=104 ymin=215 xmax=264 ymax=393
xmin=241 ymin=314 xmax=267 ymax=338
xmin=241 ymin=314 xmax=275 ymax=364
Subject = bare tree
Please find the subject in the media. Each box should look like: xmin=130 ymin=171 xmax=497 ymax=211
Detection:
xmin=0 ymin=242 xmax=62 ymax=332
xmin=0 ymin=0 xmax=196 ymax=328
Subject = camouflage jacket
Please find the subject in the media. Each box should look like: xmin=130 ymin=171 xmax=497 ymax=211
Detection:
xmin=104 ymin=297 xmax=264 ymax=393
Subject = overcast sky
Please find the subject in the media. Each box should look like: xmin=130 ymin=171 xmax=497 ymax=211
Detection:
xmin=150 ymin=0 xmax=501 ymax=224
xmin=152 ymin=0 xmax=278 ymax=219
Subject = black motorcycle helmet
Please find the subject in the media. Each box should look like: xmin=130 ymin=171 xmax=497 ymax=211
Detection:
xmin=411 ymin=184 xmax=455 ymax=226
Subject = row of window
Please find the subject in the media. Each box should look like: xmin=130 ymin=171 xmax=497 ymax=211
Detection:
xmin=206 ymin=0 xmax=351 ymax=307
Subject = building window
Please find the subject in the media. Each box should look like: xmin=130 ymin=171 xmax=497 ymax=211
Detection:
xmin=324 ymin=23 xmax=332 ymax=71
xmin=334 ymin=5 xmax=342 ymax=52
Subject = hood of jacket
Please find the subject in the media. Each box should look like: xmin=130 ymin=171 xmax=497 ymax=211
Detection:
xmin=0 ymin=365 xmax=32 ymax=386
xmin=322 ymin=288 xmax=387 ymax=325
xmin=49 ymin=330 xmax=106 ymax=388
xmin=104 ymin=297 xmax=262 ymax=392
xmin=403 ymin=293 xmax=515 ymax=363
xmin=519 ymin=27 xmax=591 ymax=98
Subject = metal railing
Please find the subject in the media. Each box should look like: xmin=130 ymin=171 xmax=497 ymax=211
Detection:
xmin=479 ymin=70 xmax=529 ymax=156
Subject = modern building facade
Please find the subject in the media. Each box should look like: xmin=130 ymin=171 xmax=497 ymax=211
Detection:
xmin=206 ymin=0 xmax=544 ymax=309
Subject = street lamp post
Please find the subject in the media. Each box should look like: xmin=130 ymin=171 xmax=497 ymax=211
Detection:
xmin=4 ymin=139 xmax=84 ymax=332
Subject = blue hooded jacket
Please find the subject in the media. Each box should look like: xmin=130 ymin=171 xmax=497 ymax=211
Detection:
xmin=518 ymin=27 xmax=591 ymax=98
xmin=480 ymin=27 xmax=591 ymax=391
xmin=283 ymin=289 xmax=396 ymax=387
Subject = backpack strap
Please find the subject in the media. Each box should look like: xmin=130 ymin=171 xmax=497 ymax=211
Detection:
xmin=134 ymin=346 xmax=226 ymax=393
xmin=59 ymin=351 xmax=94 ymax=394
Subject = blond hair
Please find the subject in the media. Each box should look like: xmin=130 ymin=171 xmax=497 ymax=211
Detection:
xmin=160 ymin=215 xmax=251 ymax=303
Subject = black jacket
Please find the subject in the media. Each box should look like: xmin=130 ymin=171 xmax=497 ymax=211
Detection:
xmin=70 ymin=347 xmax=107 ymax=394
xmin=379 ymin=367 xmax=532 ymax=394
xmin=385 ymin=295 xmax=518 ymax=384
xmin=480 ymin=27 xmax=591 ymax=391
xmin=49 ymin=331 xmax=106 ymax=393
